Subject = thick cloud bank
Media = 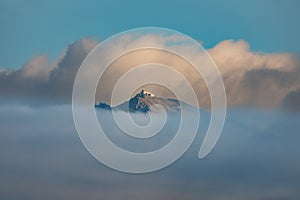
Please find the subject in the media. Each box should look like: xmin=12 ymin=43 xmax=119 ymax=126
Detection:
xmin=0 ymin=38 xmax=98 ymax=105
xmin=0 ymin=36 xmax=299 ymax=110
xmin=0 ymin=106 xmax=300 ymax=199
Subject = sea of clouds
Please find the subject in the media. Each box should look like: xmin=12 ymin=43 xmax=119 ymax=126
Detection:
xmin=1 ymin=32 xmax=300 ymax=199
xmin=1 ymin=105 xmax=300 ymax=200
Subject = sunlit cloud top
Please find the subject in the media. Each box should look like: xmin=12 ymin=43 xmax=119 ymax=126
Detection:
xmin=0 ymin=34 xmax=299 ymax=111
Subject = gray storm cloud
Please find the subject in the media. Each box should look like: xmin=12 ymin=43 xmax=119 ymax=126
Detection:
xmin=0 ymin=36 xmax=299 ymax=110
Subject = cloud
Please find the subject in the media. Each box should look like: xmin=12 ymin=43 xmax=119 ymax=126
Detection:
xmin=1 ymin=105 xmax=300 ymax=199
xmin=0 ymin=38 xmax=98 ymax=105
xmin=209 ymin=40 xmax=300 ymax=108
xmin=21 ymin=55 xmax=55 ymax=80
xmin=0 ymin=36 xmax=299 ymax=110
xmin=282 ymin=88 xmax=300 ymax=112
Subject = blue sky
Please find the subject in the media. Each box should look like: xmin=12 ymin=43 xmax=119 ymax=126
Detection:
xmin=1 ymin=0 xmax=299 ymax=69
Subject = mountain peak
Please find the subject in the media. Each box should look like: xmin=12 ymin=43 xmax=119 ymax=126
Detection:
xmin=95 ymin=90 xmax=181 ymax=113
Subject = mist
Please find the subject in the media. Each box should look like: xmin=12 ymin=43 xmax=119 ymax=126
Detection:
xmin=1 ymin=105 xmax=300 ymax=199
